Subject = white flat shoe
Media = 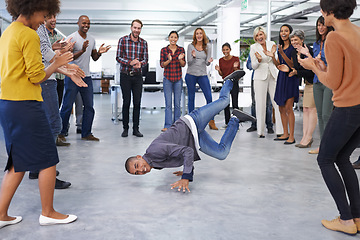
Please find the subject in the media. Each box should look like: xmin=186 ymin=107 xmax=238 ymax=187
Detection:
xmin=0 ymin=216 xmax=22 ymax=229
xmin=39 ymin=214 xmax=77 ymax=226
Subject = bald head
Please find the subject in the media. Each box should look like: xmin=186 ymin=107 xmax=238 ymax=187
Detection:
xmin=77 ymin=15 xmax=90 ymax=34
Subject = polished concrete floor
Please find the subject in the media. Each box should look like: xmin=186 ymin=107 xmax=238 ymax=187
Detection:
xmin=1 ymin=93 xmax=360 ymax=240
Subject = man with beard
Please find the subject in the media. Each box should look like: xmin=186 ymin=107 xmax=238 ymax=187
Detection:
xmin=59 ymin=15 xmax=111 ymax=142
xmin=116 ymin=19 xmax=149 ymax=138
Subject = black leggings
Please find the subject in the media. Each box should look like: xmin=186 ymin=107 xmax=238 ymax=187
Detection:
xmin=317 ymin=104 xmax=360 ymax=220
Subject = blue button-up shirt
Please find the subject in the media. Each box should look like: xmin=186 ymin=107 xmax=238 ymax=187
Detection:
xmin=312 ymin=40 xmax=327 ymax=83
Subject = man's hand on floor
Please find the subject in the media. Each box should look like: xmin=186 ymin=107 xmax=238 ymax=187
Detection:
xmin=171 ymin=179 xmax=190 ymax=193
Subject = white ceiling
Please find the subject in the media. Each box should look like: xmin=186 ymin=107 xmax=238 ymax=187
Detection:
xmin=1 ymin=0 xmax=360 ymax=44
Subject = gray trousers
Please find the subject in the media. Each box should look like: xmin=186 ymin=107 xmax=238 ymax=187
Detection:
xmin=313 ymin=82 xmax=333 ymax=138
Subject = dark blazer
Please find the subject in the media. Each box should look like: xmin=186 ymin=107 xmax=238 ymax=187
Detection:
xmin=291 ymin=46 xmax=315 ymax=84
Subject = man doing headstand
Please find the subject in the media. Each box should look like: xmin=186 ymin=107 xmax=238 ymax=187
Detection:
xmin=125 ymin=70 xmax=254 ymax=192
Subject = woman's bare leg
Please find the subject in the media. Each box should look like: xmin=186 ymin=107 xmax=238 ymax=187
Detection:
xmin=278 ymin=106 xmax=289 ymax=139
xmin=285 ymin=98 xmax=295 ymax=142
xmin=0 ymin=166 xmax=25 ymax=221
xmin=38 ymin=166 xmax=67 ymax=219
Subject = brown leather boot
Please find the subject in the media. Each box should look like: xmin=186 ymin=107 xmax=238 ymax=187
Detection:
xmin=208 ymin=120 xmax=218 ymax=130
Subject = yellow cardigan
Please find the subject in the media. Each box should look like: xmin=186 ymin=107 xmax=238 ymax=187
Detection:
xmin=0 ymin=22 xmax=46 ymax=101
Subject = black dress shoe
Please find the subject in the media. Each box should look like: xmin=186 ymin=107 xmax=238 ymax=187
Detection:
xmin=246 ymin=126 xmax=257 ymax=132
xmin=267 ymin=128 xmax=274 ymax=134
xmin=259 ymin=135 xmax=265 ymax=138
xmin=55 ymin=178 xmax=71 ymax=189
xmin=121 ymin=129 xmax=128 ymax=137
xmin=274 ymin=137 xmax=289 ymax=141
xmin=133 ymin=130 xmax=143 ymax=137
xmin=76 ymin=128 xmax=82 ymax=134
xmin=29 ymin=170 xmax=60 ymax=179
xmin=284 ymin=140 xmax=296 ymax=145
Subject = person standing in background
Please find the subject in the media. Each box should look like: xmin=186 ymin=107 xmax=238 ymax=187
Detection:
xmin=185 ymin=28 xmax=218 ymax=130
xmin=160 ymin=31 xmax=186 ymax=132
xmin=308 ymin=16 xmax=334 ymax=155
xmin=249 ymin=27 xmax=282 ymax=138
xmin=59 ymin=15 xmax=111 ymax=142
xmin=265 ymin=24 xmax=298 ymax=145
xmin=215 ymin=42 xmax=240 ymax=129
xmin=116 ymin=19 xmax=148 ymax=138
xmin=288 ymin=30 xmax=316 ymax=148
xmin=44 ymin=14 xmax=70 ymax=147
xmin=246 ymin=55 xmax=274 ymax=133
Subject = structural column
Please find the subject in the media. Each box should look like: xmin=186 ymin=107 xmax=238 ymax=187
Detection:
xmin=217 ymin=7 xmax=241 ymax=59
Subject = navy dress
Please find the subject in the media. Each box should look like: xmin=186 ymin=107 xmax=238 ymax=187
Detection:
xmin=274 ymin=45 xmax=299 ymax=106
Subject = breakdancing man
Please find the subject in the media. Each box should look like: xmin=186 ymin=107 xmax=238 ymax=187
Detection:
xmin=125 ymin=70 xmax=254 ymax=192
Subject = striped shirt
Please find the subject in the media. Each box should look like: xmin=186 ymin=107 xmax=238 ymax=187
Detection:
xmin=116 ymin=34 xmax=148 ymax=74
xmin=36 ymin=24 xmax=56 ymax=70
xmin=160 ymin=45 xmax=185 ymax=82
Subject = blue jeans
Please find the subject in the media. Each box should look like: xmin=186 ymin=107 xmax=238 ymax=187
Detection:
xmin=189 ymin=80 xmax=239 ymax=160
xmin=317 ymin=104 xmax=360 ymax=220
xmin=163 ymin=77 xmax=183 ymax=128
xmin=185 ymin=74 xmax=213 ymax=114
xmin=60 ymin=76 xmax=94 ymax=138
xmin=40 ymin=79 xmax=61 ymax=141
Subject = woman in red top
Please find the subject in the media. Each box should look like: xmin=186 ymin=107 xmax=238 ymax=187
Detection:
xmin=160 ymin=31 xmax=186 ymax=132
xmin=215 ymin=43 xmax=240 ymax=127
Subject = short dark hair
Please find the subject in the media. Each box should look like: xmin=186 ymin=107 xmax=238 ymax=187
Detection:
xmin=131 ymin=19 xmax=143 ymax=28
xmin=168 ymin=30 xmax=179 ymax=38
xmin=315 ymin=16 xmax=334 ymax=43
xmin=6 ymin=0 xmax=60 ymax=19
xmin=222 ymin=42 xmax=231 ymax=50
xmin=278 ymin=24 xmax=293 ymax=47
xmin=320 ymin=0 xmax=356 ymax=19
xmin=78 ymin=15 xmax=89 ymax=23
xmin=125 ymin=156 xmax=137 ymax=174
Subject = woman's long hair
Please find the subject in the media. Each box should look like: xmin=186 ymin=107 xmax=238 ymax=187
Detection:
xmin=278 ymin=24 xmax=293 ymax=47
xmin=192 ymin=28 xmax=209 ymax=55
xmin=315 ymin=16 xmax=334 ymax=43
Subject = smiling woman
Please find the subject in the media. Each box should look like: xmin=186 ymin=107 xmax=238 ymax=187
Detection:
xmin=0 ymin=0 xmax=77 ymax=230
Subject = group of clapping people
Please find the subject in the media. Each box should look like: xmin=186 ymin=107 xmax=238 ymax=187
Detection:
xmin=161 ymin=0 xmax=360 ymax=235
xmin=247 ymin=18 xmax=332 ymax=152
xmin=162 ymin=16 xmax=331 ymax=152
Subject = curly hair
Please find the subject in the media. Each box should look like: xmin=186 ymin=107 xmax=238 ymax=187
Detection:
xmin=6 ymin=0 xmax=60 ymax=19
xmin=320 ymin=0 xmax=356 ymax=19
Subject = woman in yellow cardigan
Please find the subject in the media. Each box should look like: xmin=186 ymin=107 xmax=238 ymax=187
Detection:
xmin=0 ymin=0 xmax=78 ymax=228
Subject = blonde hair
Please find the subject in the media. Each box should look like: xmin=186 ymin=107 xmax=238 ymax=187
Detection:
xmin=192 ymin=28 xmax=209 ymax=55
xmin=253 ymin=26 xmax=266 ymax=41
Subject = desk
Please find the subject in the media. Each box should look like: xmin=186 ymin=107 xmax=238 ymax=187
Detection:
xmin=110 ymin=84 xmax=186 ymax=125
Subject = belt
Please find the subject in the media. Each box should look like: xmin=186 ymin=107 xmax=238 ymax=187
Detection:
xmin=121 ymin=71 xmax=141 ymax=77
